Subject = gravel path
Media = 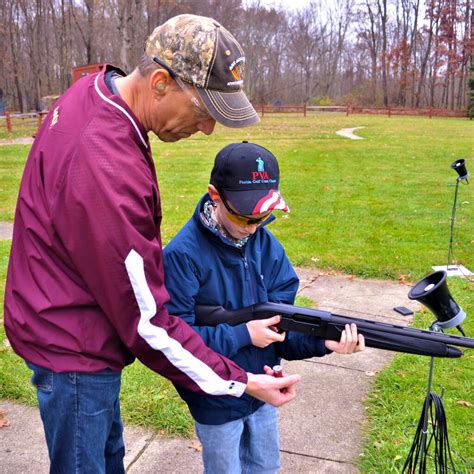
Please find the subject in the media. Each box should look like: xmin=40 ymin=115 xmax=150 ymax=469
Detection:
xmin=0 ymin=137 xmax=34 ymax=146
xmin=336 ymin=126 xmax=365 ymax=140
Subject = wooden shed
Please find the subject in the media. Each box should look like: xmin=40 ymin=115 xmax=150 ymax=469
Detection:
xmin=71 ymin=64 xmax=104 ymax=84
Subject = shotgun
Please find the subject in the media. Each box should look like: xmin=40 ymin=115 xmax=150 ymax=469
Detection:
xmin=194 ymin=302 xmax=474 ymax=358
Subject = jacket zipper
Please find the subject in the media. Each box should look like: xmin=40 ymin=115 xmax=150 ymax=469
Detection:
xmin=241 ymin=249 xmax=256 ymax=304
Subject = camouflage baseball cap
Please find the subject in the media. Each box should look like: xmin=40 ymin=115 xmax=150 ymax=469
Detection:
xmin=145 ymin=14 xmax=259 ymax=128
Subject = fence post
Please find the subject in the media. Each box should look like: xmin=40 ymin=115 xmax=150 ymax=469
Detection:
xmin=37 ymin=112 xmax=44 ymax=131
xmin=261 ymin=103 xmax=265 ymax=118
xmin=388 ymin=107 xmax=391 ymax=117
xmin=303 ymin=102 xmax=307 ymax=117
xmin=5 ymin=111 xmax=12 ymax=133
xmin=428 ymin=107 xmax=432 ymax=119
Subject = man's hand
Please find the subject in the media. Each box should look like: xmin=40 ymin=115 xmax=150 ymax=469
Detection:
xmin=246 ymin=315 xmax=285 ymax=348
xmin=245 ymin=372 xmax=300 ymax=407
xmin=325 ymin=323 xmax=365 ymax=354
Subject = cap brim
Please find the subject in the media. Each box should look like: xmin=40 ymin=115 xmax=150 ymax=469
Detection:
xmin=197 ymin=89 xmax=260 ymax=128
xmin=224 ymin=189 xmax=289 ymax=216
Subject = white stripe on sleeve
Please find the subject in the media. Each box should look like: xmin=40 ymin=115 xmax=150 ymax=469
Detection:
xmin=124 ymin=249 xmax=246 ymax=397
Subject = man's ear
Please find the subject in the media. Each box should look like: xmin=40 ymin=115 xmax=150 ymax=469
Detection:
xmin=208 ymin=184 xmax=220 ymax=201
xmin=150 ymin=69 xmax=171 ymax=98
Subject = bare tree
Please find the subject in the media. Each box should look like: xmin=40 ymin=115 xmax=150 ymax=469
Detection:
xmin=376 ymin=0 xmax=389 ymax=105
xmin=356 ymin=0 xmax=380 ymax=104
xmin=114 ymin=0 xmax=145 ymax=72
xmin=239 ymin=1 xmax=289 ymax=103
xmin=320 ymin=0 xmax=355 ymax=99
xmin=414 ymin=0 xmax=436 ymax=106
xmin=457 ymin=0 xmax=472 ymax=108
xmin=394 ymin=0 xmax=420 ymax=106
xmin=1 ymin=0 xmax=470 ymax=111
xmin=289 ymin=1 xmax=325 ymax=104
xmin=7 ymin=0 xmax=27 ymax=112
xmin=70 ymin=0 xmax=97 ymax=64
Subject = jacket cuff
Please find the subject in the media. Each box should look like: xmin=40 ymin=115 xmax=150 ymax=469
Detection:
xmin=315 ymin=337 xmax=330 ymax=357
xmin=232 ymin=323 xmax=252 ymax=350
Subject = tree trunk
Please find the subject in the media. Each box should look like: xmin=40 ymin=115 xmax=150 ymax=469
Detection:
xmin=85 ymin=0 xmax=96 ymax=63
xmin=366 ymin=0 xmax=378 ymax=104
xmin=377 ymin=0 xmax=389 ymax=106
xmin=415 ymin=1 xmax=434 ymax=107
xmin=9 ymin=2 xmax=25 ymax=111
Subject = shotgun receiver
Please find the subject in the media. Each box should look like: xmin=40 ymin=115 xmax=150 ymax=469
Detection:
xmin=194 ymin=302 xmax=474 ymax=359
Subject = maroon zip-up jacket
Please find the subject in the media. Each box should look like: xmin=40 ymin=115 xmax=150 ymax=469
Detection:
xmin=4 ymin=65 xmax=247 ymax=397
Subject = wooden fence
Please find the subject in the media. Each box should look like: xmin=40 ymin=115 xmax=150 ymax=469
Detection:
xmin=257 ymin=104 xmax=467 ymax=119
xmin=346 ymin=106 xmax=467 ymax=118
xmin=259 ymin=103 xmax=308 ymax=117
xmin=1 ymin=105 xmax=468 ymax=136
xmin=1 ymin=112 xmax=48 ymax=135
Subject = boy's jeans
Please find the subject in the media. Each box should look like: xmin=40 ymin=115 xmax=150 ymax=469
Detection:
xmin=27 ymin=362 xmax=125 ymax=474
xmin=195 ymin=403 xmax=280 ymax=474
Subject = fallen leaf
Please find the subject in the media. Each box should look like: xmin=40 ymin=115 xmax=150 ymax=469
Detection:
xmin=365 ymin=371 xmax=376 ymax=377
xmin=188 ymin=440 xmax=202 ymax=452
xmin=457 ymin=400 xmax=473 ymax=408
xmin=398 ymin=274 xmax=409 ymax=284
xmin=0 ymin=410 xmax=10 ymax=428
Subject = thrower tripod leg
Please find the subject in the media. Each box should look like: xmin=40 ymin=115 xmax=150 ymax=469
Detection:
xmin=420 ymin=356 xmax=435 ymax=469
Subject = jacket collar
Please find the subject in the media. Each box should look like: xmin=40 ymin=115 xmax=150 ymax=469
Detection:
xmin=93 ymin=65 xmax=149 ymax=150
xmin=192 ymin=193 xmax=275 ymax=248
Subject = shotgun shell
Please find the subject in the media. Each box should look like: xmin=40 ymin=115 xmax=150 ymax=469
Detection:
xmin=272 ymin=365 xmax=283 ymax=377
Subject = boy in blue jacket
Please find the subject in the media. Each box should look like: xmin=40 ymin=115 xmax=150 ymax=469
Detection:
xmin=163 ymin=141 xmax=364 ymax=473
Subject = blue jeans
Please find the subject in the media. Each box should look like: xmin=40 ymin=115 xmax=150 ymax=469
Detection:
xmin=195 ymin=403 xmax=280 ymax=474
xmin=27 ymin=362 xmax=125 ymax=474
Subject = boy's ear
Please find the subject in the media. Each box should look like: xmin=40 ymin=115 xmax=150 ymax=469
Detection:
xmin=208 ymin=184 xmax=220 ymax=201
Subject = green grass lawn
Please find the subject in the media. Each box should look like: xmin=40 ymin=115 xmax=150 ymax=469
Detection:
xmin=0 ymin=113 xmax=473 ymax=469
xmin=153 ymin=113 xmax=473 ymax=280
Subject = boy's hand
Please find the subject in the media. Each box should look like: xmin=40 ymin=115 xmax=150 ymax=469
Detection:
xmin=247 ymin=315 xmax=285 ymax=348
xmin=245 ymin=372 xmax=300 ymax=407
xmin=325 ymin=323 xmax=365 ymax=354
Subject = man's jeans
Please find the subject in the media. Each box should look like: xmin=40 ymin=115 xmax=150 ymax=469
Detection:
xmin=27 ymin=362 xmax=125 ymax=474
xmin=195 ymin=403 xmax=280 ymax=474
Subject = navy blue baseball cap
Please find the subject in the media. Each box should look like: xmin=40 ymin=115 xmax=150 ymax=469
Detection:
xmin=210 ymin=141 xmax=289 ymax=215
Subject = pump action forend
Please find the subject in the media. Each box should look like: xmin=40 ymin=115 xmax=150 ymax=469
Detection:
xmin=194 ymin=302 xmax=474 ymax=358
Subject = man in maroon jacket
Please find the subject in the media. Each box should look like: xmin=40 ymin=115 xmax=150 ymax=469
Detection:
xmin=4 ymin=14 xmax=300 ymax=473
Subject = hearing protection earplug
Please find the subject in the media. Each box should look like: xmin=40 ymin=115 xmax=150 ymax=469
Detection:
xmin=156 ymin=83 xmax=166 ymax=92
